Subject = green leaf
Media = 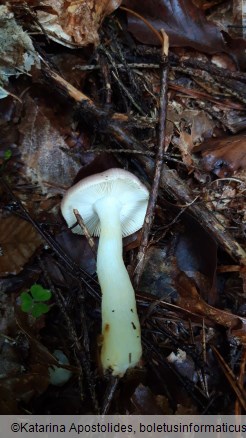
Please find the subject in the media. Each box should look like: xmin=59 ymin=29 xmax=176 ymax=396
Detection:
xmin=4 ymin=149 xmax=12 ymax=161
xmin=30 ymin=284 xmax=52 ymax=301
xmin=31 ymin=303 xmax=50 ymax=318
xmin=20 ymin=292 xmax=33 ymax=312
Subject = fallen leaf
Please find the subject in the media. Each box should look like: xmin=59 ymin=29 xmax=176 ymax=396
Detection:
xmin=123 ymin=0 xmax=228 ymax=53
xmin=174 ymin=272 xmax=246 ymax=342
xmin=0 ymin=5 xmax=40 ymax=92
xmin=0 ymin=216 xmax=43 ymax=276
xmin=177 ymin=131 xmax=195 ymax=171
xmin=123 ymin=0 xmax=246 ymax=65
xmin=36 ymin=0 xmax=122 ymax=47
xmin=18 ymin=95 xmax=82 ymax=195
xmin=174 ymin=110 xmax=215 ymax=171
xmin=194 ymin=133 xmax=246 ymax=177
xmin=174 ymin=216 xmax=218 ymax=305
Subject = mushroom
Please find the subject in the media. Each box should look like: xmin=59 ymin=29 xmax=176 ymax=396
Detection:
xmin=61 ymin=168 xmax=149 ymax=376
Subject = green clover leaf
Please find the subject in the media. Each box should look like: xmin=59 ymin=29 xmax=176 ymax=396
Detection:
xmin=31 ymin=303 xmax=50 ymax=318
xmin=20 ymin=284 xmax=52 ymax=318
xmin=30 ymin=284 xmax=52 ymax=301
xmin=20 ymin=291 xmax=33 ymax=312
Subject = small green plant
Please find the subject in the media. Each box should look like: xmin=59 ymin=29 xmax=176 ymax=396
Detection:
xmin=20 ymin=284 xmax=52 ymax=318
xmin=4 ymin=149 xmax=12 ymax=161
xmin=0 ymin=148 xmax=13 ymax=175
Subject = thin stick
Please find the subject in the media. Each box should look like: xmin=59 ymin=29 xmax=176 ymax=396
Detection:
xmin=211 ymin=345 xmax=246 ymax=411
xmin=133 ymin=31 xmax=169 ymax=288
xmin=101 ymin=376 xmax=119 ymax=414
xmin=73 ymin=208 xmax=97 ymax=257
xmin=75 ymin=63 xmax=160 ymax=71
xmin=119 ymin=6 xmax=163 ymax=45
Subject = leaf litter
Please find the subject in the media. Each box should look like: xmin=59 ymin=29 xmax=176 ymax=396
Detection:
xmin=0 ymin=0 xmax=245 ymax=415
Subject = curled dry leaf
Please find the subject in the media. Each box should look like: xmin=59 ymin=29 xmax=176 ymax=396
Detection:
xmin=171 ymin=109 xmax=215 ymax=171
xmin=194 ymin=133 xmax=246 ymax=177
xmin=37 ymin=0 xmax=122 ymax=47
xmin=0 ymin=216 xmax=43 ymax=276
xmin=175 ymin=272 xmax=246 ymax=343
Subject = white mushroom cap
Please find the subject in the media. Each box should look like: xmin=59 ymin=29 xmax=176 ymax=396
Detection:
xmin=61 ymin=168 xmax=149 ymax=237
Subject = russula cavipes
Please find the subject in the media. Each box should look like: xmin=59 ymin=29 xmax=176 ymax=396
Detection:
xmin=61 ymin=168 xmax=149 ymax=376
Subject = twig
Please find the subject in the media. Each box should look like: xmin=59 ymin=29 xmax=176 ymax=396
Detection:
xmin=134 ymin=46 xmax=246 ymax=82
xmin=75 ymin=63 xmax=160 ymax=71
xmin=98 ymin=53 xmax=112 ymax=105
xmin=99 ymin=44 xmax=146 ymax=115
xmin=211 ymin=345 xmax=246 ymax=411
xmin=101 ymin=376 xmax=119 ymax=414
xmin=119 ymin=6 xmax=163 ymax=45
xmin=133 ymin=31 xmax=169 ymax=288
xmin=111 ymin=70 xmax=146 ymax=115
xmin=174 ymin=55 xmax=246 ymax=85
xmin=201 ymin=319 xmax=209 ymax=398
xmin=172 ymin=65 xmax=246 ymax=107
xmin=73 ymin=209 xmax=97 ymax=257
xmin=169 ymin=82 xmax=244 ymax=110
xmin=84 ymin=148 xmax=185 ymax=165
xmin=85 ymin=147 xmax=155 ymax=156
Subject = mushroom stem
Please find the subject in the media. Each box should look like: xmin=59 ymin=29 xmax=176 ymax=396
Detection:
xmin=94 ymin=196 xmax=142 ymax=376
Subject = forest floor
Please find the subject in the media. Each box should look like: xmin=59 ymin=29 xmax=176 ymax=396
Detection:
xmin=0 ymin=0 xmax=246 ymax=415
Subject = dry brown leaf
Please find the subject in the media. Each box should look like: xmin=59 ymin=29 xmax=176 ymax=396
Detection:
xmin=37 ymin=0 xmax=122 ymax=47
xmin=177 ymin=131 xmax=195 ymax=171
xmin=0 ymin=216 xmax=43 ymax=276
xmin=18 ymin=95 xmax=81 ymax=195
xmin=176 ymin=110 xmax=215 ymax=171
xmin=164 ymin=105 xmax=215 ymax=167
xmin=175 ymin=272 xmax=246 ymax=343
xmin=194 ymin=133 xmax=246 ymax=177
xmin=123 ymin=0 xmax=228 ymax=53
xmin=123 ymin=0 xmax=246 ymax=67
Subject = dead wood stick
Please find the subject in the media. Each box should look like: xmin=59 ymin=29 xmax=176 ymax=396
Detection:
xmin=45 ymin=67 xmax=129 ymax=123
xmin=43 ymin=65 xmax=246 ymax=266
xmin=73 ymin=208 xmax=97 ymax=257
xmin=133 ymin=31 xmax=169 ymax=288
xmin=133 ymin=47 xmax=246 ymax=83
xmin=175 ymin=55 xmax=246 ymax=85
